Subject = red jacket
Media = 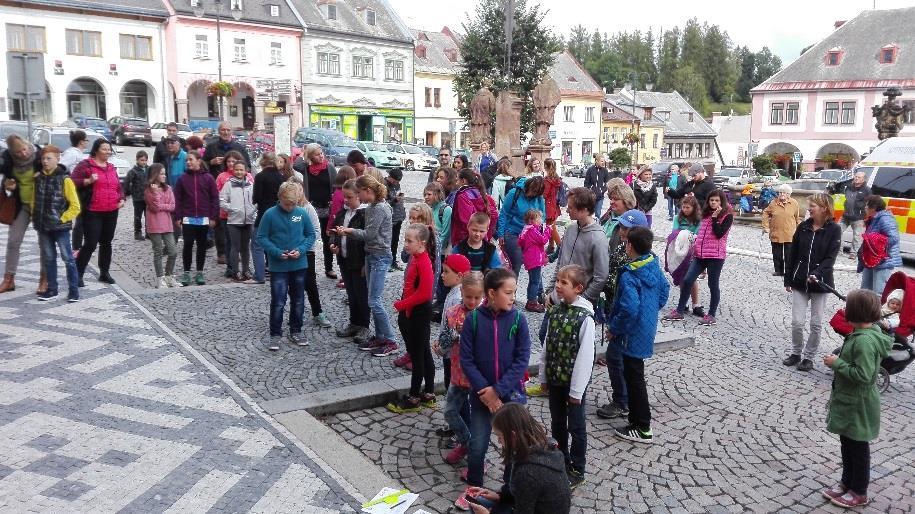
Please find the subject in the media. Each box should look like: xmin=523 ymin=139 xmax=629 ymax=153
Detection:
xmin=72 ymin=159 xmax=123 ymax=212
xmin=394 ymin=251 xmax=433 ymax=316
xmin=450 ymin=186 xmax=498 ymax=246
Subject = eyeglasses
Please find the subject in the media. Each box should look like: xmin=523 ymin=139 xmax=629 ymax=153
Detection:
xmin=439 ymin=154 xmax=450 ymax=157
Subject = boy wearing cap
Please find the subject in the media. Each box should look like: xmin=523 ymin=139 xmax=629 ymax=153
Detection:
xmin=668 ymin=163 xmax=715 ymax=209
xmin=385 ymin=169 xmax=407 ymax=271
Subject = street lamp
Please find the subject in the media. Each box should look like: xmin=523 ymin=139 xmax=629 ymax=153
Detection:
xmin=625 ymin=71 xmax=653 ymax=166
xmin=193 ymin=0 xmax=243 ymax=119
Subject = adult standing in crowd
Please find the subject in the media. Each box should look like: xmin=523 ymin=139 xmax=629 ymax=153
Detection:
xmin=477 ymin=141 xmax=496 ymax=174
xmin=428 ymin=146 xmax=453 ymax=184
xmin=60 ymin=130 xmax=88 ymax=172
xmin=295 ymin=143 xmax=338 ymax=279
xmin=839 ymin=170 xmax=871 ymax=260
xmin=162 ymin=136 xmax=187 ymax=188
xmin=859 ymin=195 xmax=901 ymax=295
xmin=667 ymin=163 xmax=715 ymax=209
xmin=202 ymin=122 xmax=250 ymax=177
xmin=782 ymin=193 xmax=841 ymax=372
xmin=584 ymin=155 xmax=610 ymax=217
xmin=632 ymin=166 xmax=658 ymax=226
xmin=663 ymin=164 xmax=680 ymax=221
xmin=526 ymin=157 xmax=543 ymax=177
xmin=496 ymin=176 xmax=546 ymax=301
xmin=451 ymin=169 xmax=498 ymax=246
xmin=153 ymin=122 xmax=187 ymax=165
xmin=73 ymin=139 xmax=125 ymax=286
xmin=761 ymin=184 xmax=802 ymax=277
xmin=542 ymin=158 xmax=563 ymax=254
xmin=346 ymin=150 xmax=368 ymax=176
xmin=0 ymin=134 xmax=44 ymax=294
xmin=251 ymin=153 xmax=286 ymax=284
xmin=453 ymin=155 xmax=471 ymax=174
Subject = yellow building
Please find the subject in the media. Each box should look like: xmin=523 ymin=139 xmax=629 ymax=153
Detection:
xmin=602 ymin=95 xmax=666 ymax=166
xmin=600 ymin=99 xmax=640 ymax=163
xmin=548 ymin=51 xmax=604 ymax=167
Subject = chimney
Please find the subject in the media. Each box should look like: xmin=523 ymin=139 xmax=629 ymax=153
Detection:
xmin=834 ymin=20 xmax=846 ymax=29
xmin=711 ymin=111 xmax=722 ymax=119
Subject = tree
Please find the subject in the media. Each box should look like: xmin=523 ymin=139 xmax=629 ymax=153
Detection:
xmin=751 ymin=154 xmax=775 ymax=172
xmin=671 ymin=65 xmax=709 ymax=115
xmin=455 ymin=0 xmax=562 ymax=142
xmin=680 ymin=19 xmax=704 ymax=67
xmin=753 ymin=47 xmax=782 ymax=87
xmin=608 ymin=147 xmax=631 ymax=169
xmin=734 ymin=46 xmax=756 ymax=102
xmin=703 ymin=25 xmax=735 ymax=102
xmin=566 ymin=24 xmax=590 ymax=63
xmin=656 ymin=28 xmax=681 ymax=92
xmin=584 ymin=50 xmax=622 ymax=91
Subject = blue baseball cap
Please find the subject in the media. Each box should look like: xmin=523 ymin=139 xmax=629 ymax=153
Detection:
xmin=618 ymin=209 xmax=648 ymax=228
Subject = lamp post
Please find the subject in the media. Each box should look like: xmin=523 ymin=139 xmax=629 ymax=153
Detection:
xmin=625 ymin=71 xmax=653 ymax=166
xmin=193 ymin=0 xmax=243 ymax=119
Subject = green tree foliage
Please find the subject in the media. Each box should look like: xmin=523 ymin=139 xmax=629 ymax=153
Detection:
xmin=608 ymin=147 xmax=631 ymax=169
xmin=751 ymin=154 xmax=775 ymax=172
xmin=671 ymin=65 xmax=709 ymax=115
xmin=454 ymin=0 xmax=561 ymax=141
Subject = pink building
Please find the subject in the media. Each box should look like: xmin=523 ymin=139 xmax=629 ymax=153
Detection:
xmin=750 ymin=7 xmax=915 ymax=173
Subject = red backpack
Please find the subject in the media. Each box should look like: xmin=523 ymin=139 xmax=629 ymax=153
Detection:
xmin=860 ymin=232 xmax=888 ymax=268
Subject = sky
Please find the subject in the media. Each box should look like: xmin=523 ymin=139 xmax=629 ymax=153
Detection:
xmin=389 ymin=0 xmax=915 ymax=67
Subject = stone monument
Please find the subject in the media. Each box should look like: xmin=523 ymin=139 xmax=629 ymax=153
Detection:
xmin=872 ymin=86 xmax=911 ymax=140
xmin=469 ymin=87 xmax=496 ymax=167
xmin=494 ymin=91 xmax=525 ymax=173
xmin=528 ymin=77 xmax=561 ymax=167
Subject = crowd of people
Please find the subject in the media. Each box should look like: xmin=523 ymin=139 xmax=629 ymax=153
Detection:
xmin=0 ymin=128 xmax=907 ymax=511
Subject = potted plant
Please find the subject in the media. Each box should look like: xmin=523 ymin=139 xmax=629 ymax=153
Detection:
xmin=207 ymin=81 xmax=235 ymax=97
xmin=625 ymin=132 xmax=640 ymax=145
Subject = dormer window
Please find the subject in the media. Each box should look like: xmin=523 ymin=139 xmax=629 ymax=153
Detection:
xmin=269 ymin=4 xmax=279 ymax=16
xmin=643 ymin=107 xmax=653 ymax=120
xmin=826 ymin=47 xmax=843 ymax=66
xmin=326 ymin=4 xmax=336 ymax=20
xmin=567 ymin=76 xmax=578 ymax=83
xmin=230 ymin=0 xmax=242 ymax=10
xmin=688 ymin=112 xmax=694 ymax=122
xmin=880 ymin=45 xmax=898 ymax=64
xmin=366 ymin=9 xmax=376 ymax=26
xmin=444 ymin=48 xmax=458 ymax=62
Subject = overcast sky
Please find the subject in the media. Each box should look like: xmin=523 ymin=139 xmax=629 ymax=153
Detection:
xmin=390 ymin=0 xmax=914 ymax=67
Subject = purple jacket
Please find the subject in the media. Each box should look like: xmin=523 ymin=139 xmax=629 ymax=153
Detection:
xmin=517 ymin=223 xmax=550 ymax=270
xmin=459 ymin=306 xmax=531 ymax=400
xmin=174 ymin=168 xmax=219 ymax=221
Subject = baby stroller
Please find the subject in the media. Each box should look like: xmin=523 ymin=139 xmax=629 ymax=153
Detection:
xmin=826 ymin=271 xmax=915 ymax=392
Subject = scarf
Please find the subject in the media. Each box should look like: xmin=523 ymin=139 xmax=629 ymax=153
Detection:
xmin=634 ymin=178 xmax=653 ymax=193
xmin=307 ymin=159 xmax=328 ymax=177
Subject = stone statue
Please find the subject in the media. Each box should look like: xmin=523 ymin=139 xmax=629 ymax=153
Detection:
xmin=469 ymin=87 xmax=496 ymax=146
xmin=495 ymin=91 xmax=524 ymax=170
xmin=530 ymin=78 xmax=561 ymax=146
xmin=872 ymin=87 xmax=911 ymax=140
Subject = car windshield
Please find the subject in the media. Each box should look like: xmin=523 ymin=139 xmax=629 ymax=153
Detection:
xmin=361 ymin=142 xmax=383 ymax=151
xmin=818 ymin=170 xmax=845 ymax=181
xmin=50 ymin=133 xmax=106 ymax=154
xmin=403 ymin=144 xmax=422 ymax=154
xmin=329 ymin=136 xmax=357 ymax=149
xmin=175 ymin=124 xmax=190 ymax=132
xmin=0 ymin=124 xmax=29 ymax=139
xmin=422 ymin=147 xmax=438 ymax=157
xmin=718 ymin=169 xmax=743 ymax=177
xmin=85 ymin=119 xmax=107 ymax=128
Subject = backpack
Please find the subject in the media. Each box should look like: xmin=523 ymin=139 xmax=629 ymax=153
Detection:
xmin=861 ymin=232 xmax=889 ymax=268
xmin=556 ymin=180 xmax=570 ymax=208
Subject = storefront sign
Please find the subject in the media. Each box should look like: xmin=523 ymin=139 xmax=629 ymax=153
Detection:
xmin=264 ymin=101 xmax=284 ymax=114
xmin=273 ymin=114 xmax=291 ymax=156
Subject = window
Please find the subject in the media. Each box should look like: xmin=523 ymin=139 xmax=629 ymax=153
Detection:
xmin=269 ymin=4 xmax=279 ymax=16
xmin=385 ymin=59 xmax=403 ymax=81
xmin=827 ymin=51 xmax=841 ymax=66
xmin=65 ymin=29 xmax=102 ymax=57
xmin=652 ymin=133 xmax=659 ymax=149
xmin=881 ymin=48 xmax=896 ymax=64
xmin=433 ymin=88 xmax=441 ymax=108
xmin=786 ymin=102 xmax=799 ymax=125
xmin=270 ymin=42 xmax=283 ymax=65
xmin=674 ymin=143 xmax=683 ymax=158
xmin=352 ymin=56 xmax=374 ymax=78
xmin=195 ymin=34 xmax=209 ymax=59
xmin=190 ymin=0 xmax=199 ymax=5
xmin=769 ymin=102 xmax=784 ymax=125
xmin=6 ymin=24 xmax=46 ymax=52
xmin=904 ymin=100 xmax=915 ymax=124
xmin=230 ymin=0 xmax=242 ymax=9
xmin=688 ymin=112 xmax=694 ymax=122
xmin=667 ymin=143 xmax=673 ymax=157
xmin=366 ymin=9 xmax=376 ymax=25
xmin=327 ymin=4 xmax=337 ymax=20
xmin=120 ymin=34 xmax=153 ymax=60
xmin=640 ymin=132 xmax=646 ymax=149
xmin=841 ymin=101 xmax=856 ymax=124
xmin=704 ymin=143 xmax=711 ymax=157
xmin=643 ymin=107 xmax=653 ymax=120
xmin=424 ymin=87 xmax=431 ymax=107
xmin=233 ymin=38 xmax=247 ymax=62
xmin=584 ymin=107 xmax=595 ymax=123
xmin=563 ymin=106 xmax=574 ymax=122
xmin=317 ymin=52 xmax=340 ymax=75
xmin=870 ymin=167 xmax=915 ymax=199
xmin=824 ymin=101 xmax=839 ymax=124
xmin=664 ymin=111 xmax=671 ymax=121
xmin=685 ymin=143 xmax=693 ymax=157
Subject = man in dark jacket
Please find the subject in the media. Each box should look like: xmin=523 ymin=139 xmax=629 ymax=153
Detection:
xmin=202 ymin=122 xmax=250 ymax=177
xmin=668 ymin=163 xmax=716 ymax=209
xmin=839 ymin=170 xmax=871 ymax=259
xmin=153 ymin=122 xmax=187 ymax=165
xmin=583 ymin=155 xmax=610 ymax=216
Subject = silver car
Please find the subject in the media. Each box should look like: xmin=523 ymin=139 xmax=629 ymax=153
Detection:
xmin=32 ymin=127 xmax=131 ymax=186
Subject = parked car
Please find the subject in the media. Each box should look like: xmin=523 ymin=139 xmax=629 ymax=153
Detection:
xmin=356 ymin=141 xmax=402 ymax=169
xmin=564 ymin=165 xmax=587 ymax=178
xmin=293 ymin=126 xmax=354 ymax=149
xmin=713 ymin=167 xmax=758 ymax=186
xmin=0 ymin=121 xmax=31 ymax=152
xmin=649 ymin=160 xmax=689 ymax=188
xmin=815 ymin=168 xmax=851 ymax=182
xmin=323 ymin=138 xmax=360 ymax=168
xmin=32 ymin=127 xmax=131 ymax=187
xmin=150 ymin=122 xmax=192 ymax=142
xmin=419 ymin=145 xmax=439 ymax=158
xmin=108 ymin=116 xmax=152 ymax=146
xmin=68 ymin=115 xmax=112 ymax=140
xmin=386 ymin=143 xmax=439 ymax=171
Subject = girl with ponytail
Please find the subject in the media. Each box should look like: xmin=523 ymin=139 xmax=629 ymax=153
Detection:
xmin=451 ymin=168 xmax=498 ymax=246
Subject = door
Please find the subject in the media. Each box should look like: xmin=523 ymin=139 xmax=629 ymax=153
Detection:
xmin=358 ymin=116 xmax=372 ymax=141
xmin=242 ymin=96 xmax=255 ymax=130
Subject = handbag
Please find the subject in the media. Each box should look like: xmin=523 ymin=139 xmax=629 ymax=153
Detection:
xmin=860 ymin=232 xmax=888 ymax=268
xmin=0 ymin=190 xmax=16 ymax=225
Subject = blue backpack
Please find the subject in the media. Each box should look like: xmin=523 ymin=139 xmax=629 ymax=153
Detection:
xmin=557 ymin=180 xmax=570 ymax=207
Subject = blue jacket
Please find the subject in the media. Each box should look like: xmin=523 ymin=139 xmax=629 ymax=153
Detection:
xmin=256 ymin=205 xmax=316 ymax=273
xmin=166 ymin=150 xmax=187 ymax=188
xmin=460 ymin=306 xmax=531 ymax=400
xmin=860 ymin=209 xmax=902 ymax=271
xmin=608 ymin=253 xmax=670 ymax=359
xmin=496 ymin=177 xmax=546 ymax=238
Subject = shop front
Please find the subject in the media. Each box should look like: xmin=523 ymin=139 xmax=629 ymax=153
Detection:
xmin=309 ymin=105 xmax=413 ymax=143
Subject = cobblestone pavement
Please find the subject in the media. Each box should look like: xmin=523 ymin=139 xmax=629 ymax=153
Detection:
xmin=0 ymin=227 xmax=362 ymax=513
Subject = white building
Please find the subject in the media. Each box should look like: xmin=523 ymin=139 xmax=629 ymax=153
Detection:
xmin=290 ymin=0 xmax=414 ymax=142
xmin=711 ymin=113 xmax=751 ymax=167
xmin=412 ymin=27 xmax=465 ymax=148
xmin=548 ymin=50 xmax=604 ymax=167
xmin=1 ymin=0 xmax=170 ymax=124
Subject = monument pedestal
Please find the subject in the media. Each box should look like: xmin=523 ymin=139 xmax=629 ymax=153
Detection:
xmin=527 ymin=143 xmax=553 ymax=168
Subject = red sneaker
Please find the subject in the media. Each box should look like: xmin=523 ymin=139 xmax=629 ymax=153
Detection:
xmin=821 ymin=483 xmax=847 ymax=500
xmin=831 ymin=491 xmax=869 ymax=508
xmin=392 ymin=353 xmax=411 ymax=368
xmin=444 ymin=444 xmax=468 ymax=465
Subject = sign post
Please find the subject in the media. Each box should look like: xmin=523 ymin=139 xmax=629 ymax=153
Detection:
xmin=6 ymin=52 xmax=47 ymax=137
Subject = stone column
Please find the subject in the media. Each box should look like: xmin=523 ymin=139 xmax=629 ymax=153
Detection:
xmin=176 ymin=99 xmax=189 ymax=124
xmin=254 ymin=100 xmax=266 ymax=130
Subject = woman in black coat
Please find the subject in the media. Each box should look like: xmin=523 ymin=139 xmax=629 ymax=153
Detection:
xmin=632 ymin=166 xmax=658 ymax=226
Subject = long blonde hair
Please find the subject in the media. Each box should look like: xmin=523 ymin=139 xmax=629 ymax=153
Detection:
xmin=409 ymin=203 xmax=434 ymax=226
xmin=354 ymin=175 xmax=387 ymax=203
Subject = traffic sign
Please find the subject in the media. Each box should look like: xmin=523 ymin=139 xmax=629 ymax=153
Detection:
xmin=792 ymin=152 xmax=802 ymax=163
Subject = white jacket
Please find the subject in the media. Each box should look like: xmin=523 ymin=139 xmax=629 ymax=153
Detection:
xmin=538 ymin=295 xmax=596 ymax=400
xmin=219 ymin=178 xmax=256 ymax=225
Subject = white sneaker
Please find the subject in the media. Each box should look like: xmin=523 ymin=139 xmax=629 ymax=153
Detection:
xmin=157 ymin=276 xmax=168 ymax=289
xmin=165 ymin=275 xmax=179 ymax=288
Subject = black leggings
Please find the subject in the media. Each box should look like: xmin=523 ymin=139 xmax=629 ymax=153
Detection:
xmin=182 ymin=224 xmax=209 ymax=272
xmin=305 ymin=252 xmax=322 ymax=316
xmin=399 ymin=302 xmax=434 ymax=397
xmin=317 ymin=215 xmax=333 ymax=273
xmin=76 ymin=210 xmax=118 ymax=276
xmin=840 ymin=435 xmax=870 ymax=495
xmin=391 ymin=221 xmax=404 ymax=262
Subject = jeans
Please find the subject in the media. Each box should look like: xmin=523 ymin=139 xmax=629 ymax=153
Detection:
xmin=772 ymin=242 xmax=790 ymax=275
xmin=839 ymin=219 xmax=865 ymax=254
xmin=676 ymin=257 xmax=725 ymax=317
xmin=149 ymin=233 xmax=177 ymax=277
xmin=467 ymin=397 xmax=513 ymax=487
xmin=791 ymin=290 xmax=827 ymax=360
xmin=667 ymin=196 xmax=676 ymax=218
xmin=269 ymin=268 xmax=306 ymax=336
xmin=645 ymin=213 xmax=653 ymax=227
xmin=840 ymin=435 xmax=870 ymax=496
xmin=605 ymin=342 xmax=628 ymax=407
xmin=340 ymin=264 xmax=369 ymax=328
xmin=366 ymin=253 xmax=395 ymax=340
xmin=251 ymin=226 xmax=266 ymax=282
xmin=547 ymin=384 xmax=587 ymax=475
xmin=76 ymin=210 xmax=118 ymax=276
xmin=860 ymin=267 xmax=893 ymax=295
xmin=305 ymin=252 xmax=322 ymax=316
xmin=526 ymin=266 xmax=542 ymax=304
xmin=226 ymin=224 xmax=252 ymax=275
xmin=399 ymin=303 xmax=434 ymax=397
xmin=181 ymin=225 xmax=208 ymax=272
xmin=318 ymin=215 xmax=333 ymax=273
xmin=444 ymin=385 xmax=472 ymax=446
xmin=501 ymin=233 xmax=523 ymax=277
xmin=38 ymin=229 xmax=78 ymax=298
xmin=623 ymin=356 xmax=650 ymax=430
xmin=132 ymin=200 xmax=146 ymax=234
xmin=594 ymin=197 xmax=604 ymax=219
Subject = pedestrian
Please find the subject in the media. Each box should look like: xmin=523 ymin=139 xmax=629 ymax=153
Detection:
xmin=518 ymin=209 xmax=551 ymax=312
xmin=477 ymin=141 xmax=496 ymax=175
xmin=436 ymin=167 xmax=459 ymax=205
xmin=839 ymin=170 xmax=871 ymax=260
xmin=606 ymin=227 xmax=670 ymax=444
xmin=490 ymin=159 xmax=514 ymax=209
xmin=426 ymin=182 xmax=453 ymax=314
xmin=326 ymin=166 xmax=357 ymax=236
xmin=185 ymin=135 xmax=205 ymax=158
xmin=427 ymin=146 xmax=453 ymax=184
xmin=152 ymin=122 xmax=187 ymax=165
xmin=345 ymin=150 xmax=368 ymax=176
xmin=456 ymin=268 xmax=532 ymax=511
xmin=214 ymin=150 xmax=250 ymax=273
xmin=60 ymin=129 xmax=88 ymax=172
xmin=821 ymin=289 xmax=892 ymax=509
xmin=219 ymin=160 xmax=256 ymax=283
xmin=32 ymin=145 xmax=81 ymax=302
xmin=0 ymin=134 xmax=44 ymax=294
xmin=336 ymin=175 xmax=397 ymax=356
xmin=497 ymin=176 xmax=546 ymax=281
xmin=539 ymin=264 xmax=596 ymax=489
xmin=461 ymin=403 xmax=572 ymax=514
xmin=453 ymin=155 xmax=470 ymax=173
xmin=583 ymin=155 xmax=610 ymax=217
xmin=73 ymin=138 xmax=124 ymax=286
xmin=295 ymin=143 xmax=338 ymax=279
xmin=385 ymin=168 xmax=407 ymax=272
xmin=125 ymin=150 xmax=151 ymax=240
xmin=162 ymin=136 xmax=187 ymax=188
xmin=761 ymin=184 xmax=802 ymax=276
xmin=859 ymin=195 xmax=901 ymax=295
xmin=453 ymin=212 xmax=501 ymax=274
xmin=451 ymin=169 xmax=498 ymax=246
xmin=256 ymin=181 xmax=316 ymax=351
xmin=202 ymin=121 xmax=250 ymax=177
xmin=667 ymin=163 xmax=715 ymax=209
xmin=670 ymin=196 xmax=704 ymax=316
xmin=174 ymin=151 xmax=219 ymax=286
xmin=663 ymin=164 xmax=680 ymax=221
xmin=298 ymin=189 xmax=332 ymax=328
xmin=542 ymin=158 xmax=564 ymax=254
xmin=144 ymin=164 xmax=178 ymax=288
xmin=632 ymin=166 xmax=658 ymax=226
xmin=251 ymin=153 xmax=286 ymax=284
xmin=331 ymin=179 xmax=370 ymax=342
xmin=781 ymin=193 xmax=841 ymax=372
xmin=663 ymin=189 xmax=733 ymax=326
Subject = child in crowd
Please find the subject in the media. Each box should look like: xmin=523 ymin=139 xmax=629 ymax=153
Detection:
xmin=144 ymin=164 xmax=178 ymax=288
xmin=219 ymin=161 xmax=256 ymax=282
xmin=256 ymin=181 xmax=317 ymax=350
xmin=387 ymin=223 xmax=437 ymax=413
xmin=385 ymin=169 xmax=406 ymax=271
xmin=671 ymin=196 xmax=703 ymax=316
xmin=426 ymin=182 xmax=453 ymax=320
xmin=331 ymin=179 xmax=369 ymax=342
xmin=456 ymin=268 xmax=532 ymax=510
xmin=437 ymin=271 xmax=484 ymax=465
xmin=546 ymin=187 xmax=609 ymax=308
xmin=174 ymin=152 xmax=219 ymax=286
xmin=539 ymin=264 xmax=595 ymax=489
xmin=518 ymin=209 xmax=551 ymax=313
xmin=392 ymin=203 xmax=437 ymax=371
xmin=491 ymin=159 xmax=514 ymax=209
xmin=822 ymin=289 xmax=891 ymax=508
xmin=336 ymin=175 xmax=396 ymax=356
xmin=33 ymin=145 xmax=81 ymax=302
xmin=452 ymin=212 xmax=501 ymax=274
xmin=125 ymin=150 xmax=150 ymax=240
xmin=606 ymin=227 xmax=670 ymax=444
xmin=214 ymin=150 xmax=249 ymax=275
xmin=326 ymin=166 xmax=356 ymax=289
xmin=879 ymin=289 xmax=904 ymax=331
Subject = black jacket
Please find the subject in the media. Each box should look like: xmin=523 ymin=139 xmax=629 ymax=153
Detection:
xmin=202 ymin=139 xmax=250 ymax=177
xmin=331 ymin=207 xmax=366 ymax=271
xmin=293 ymin=157 xmax=337 ymax=209
xmin=842 ymin=183 xmax=872 ymax=222
xmin=583 ymin=165 xmax=609 ymax=197
xmin=633 ymin=184 xmax=658 ymax=213
xmin=785 ymin=218 xmax=842 ymax=293
xmin=152 ymin=137 xmax=186 ymax=165
xmin=496 ymin=447 xmax=571 ymax=514
xmin=669 ymin=176 xmax=716 ymax=209
xmin=252 ymin=167 xmax=285 ymax=226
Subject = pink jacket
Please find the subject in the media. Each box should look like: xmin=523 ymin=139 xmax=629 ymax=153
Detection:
xmin=72 ymin=159 xmax=123 ymax=212
xmin=327 ymin=189 xmax=344 ymax=233
xmin=693 ymin=215 xmax=730 ymax=259
xmin=144 ymin=186 xmax=176 ymax=234
xmin=517 ymin=223 xmax=550 ymax=270
xmin=450 ymin=185 xmax=498 ymax=246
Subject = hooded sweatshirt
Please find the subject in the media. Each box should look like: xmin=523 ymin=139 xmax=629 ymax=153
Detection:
xmin=548 ymin=218 xmax=609 ymax=306
xmin=498 ymin=447 xmax=572 ymax=514
xmin=607 ymin=253 xmax=671 ymax=359
xmin=144 ymin=185 xmax=176 ymax=234
xmin=827 ymin=325 xmax=892 ymax=442
xmin=459 ymin=305 xmax=531 ymax=400
xmin=497 ymin=177 xmax=546 ymax=238
xmin=492 ymin=174 xmax=513 ymax=209
xmin=347 ymin=201 xmax=393 ymax=255
xmin=219 ymin=176 xmax=256 ymax=225
xmin=538 ymin=295 xmax=595 ymax=400
xmin=451 ymin=185 xmax=499 ymax=245
xmin=255 ymin=205 xmax=316 ymax=273
xmin=174 ymin=167 xmax=219 ymax=221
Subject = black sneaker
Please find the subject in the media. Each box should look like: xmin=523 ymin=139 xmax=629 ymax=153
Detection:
xmin=691 ymin=306 xmax=706 ymax=317
xmin=614 ymin=425 xmax=653 ymax=444
xmin=435 ymin=426 xmax=454 ymax=437
xmin=38 ymin=290 xmax=59 ymax=302
xmin=782 ymin=354 xmax=801 ymax=366
xmin=797 ymin=359 xmax=814 ymax=372
xmin=98 ymin=273 xmax=116 ymax=284
xmin=568 ymin=469 xmax=585 ymax=490
xmin=67 ymin=294 xmax=79 ymax=303
xmin=595 ymin=403 xmax=628 ymax=419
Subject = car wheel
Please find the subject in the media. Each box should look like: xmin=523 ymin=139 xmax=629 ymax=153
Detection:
xmin=405 ymin=160 xmax=414 ymax=171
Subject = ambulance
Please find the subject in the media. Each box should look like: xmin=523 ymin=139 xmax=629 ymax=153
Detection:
xmin=832 ymin=136 xmax=915 ymax=259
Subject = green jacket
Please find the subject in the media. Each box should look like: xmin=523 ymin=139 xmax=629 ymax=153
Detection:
xmin=826 ymin=325 xmax=892 ymax=441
